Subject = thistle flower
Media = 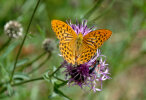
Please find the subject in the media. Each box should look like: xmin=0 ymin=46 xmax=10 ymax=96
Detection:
xmin=4 ymin=20 xmax=23 ymax=38
xmin=63 ymin=20 xmax=111 ymax=92
xmin=67 ymin=19 xmax=95 ymax=36
xmin=42 ymin=38 xmax=55 ymax=52
xmin=64 ymin=49 xmax=111 ymax=92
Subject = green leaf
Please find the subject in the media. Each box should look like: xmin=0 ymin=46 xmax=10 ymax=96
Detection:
xmin=13 ymin=72 xmax=30 ymax=81
xmin=36 ymin=25 xmax=46 ymax=38
xmin=6 ymin=83 xmax=13 ymax=96
xmin=43 ymin=70 xmax=51 ymax=82
xmin=55 ymin=81 xmax=68 ymax=88
xmin=54 ymin=83 xmax=72 ymax=100
xmin=0 ymin=41 xmax=18 ymax=60
xmin=0 ymin=62 xmax=9 ymax=81
xmin=16 ymin=58 xmax=29 ymax=67
xmin=27 ymin=32 xmax=35 ymax=38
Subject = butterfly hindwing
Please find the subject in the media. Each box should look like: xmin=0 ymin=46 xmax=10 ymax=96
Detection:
xmin=59 ymin=42 xmax=75 ymax=64
xmin=76 ymin=42 xmax=97 ymax=64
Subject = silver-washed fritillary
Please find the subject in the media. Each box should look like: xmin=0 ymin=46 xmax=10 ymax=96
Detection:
xmin=51 ymin=20 xmax=112 ymax=65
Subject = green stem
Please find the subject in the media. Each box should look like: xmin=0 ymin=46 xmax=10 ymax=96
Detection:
xmin=0 ymin=38 xmax=11 ymax=52
xmin=12 ymin=63 xmax=63 ymax=87
xmin=49 ymin=63 xmax=64 ymax=77
xmin=56 ymin=81 xmax=68 ymax=88
xmin=89 ymin=0 xmax=115 ymax=22
xmin=54 ymin=81 xmax=71 ymax=100
xmin=10 ymin=0 xmax=41 ymax=82
xmin=0 ymin=77 xmax=43 ymax=97
xmin=83 ymin=0 xmax=103 ymax=19
xmin=0 ymin=63 xmax=65 ymax=95
xmin=11 ymin=76 xmax=43 ymax=86
xmin=19 ymin=51 xmax=46 ymax=71
xmin=28 ymin=52 xmax=51 ymax=74
xmin=53 ymin=76 xmax=66 ymax=82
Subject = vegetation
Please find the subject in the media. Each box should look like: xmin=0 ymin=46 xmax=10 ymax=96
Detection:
xmin=0 ymin=0 xmax=146 ymax=100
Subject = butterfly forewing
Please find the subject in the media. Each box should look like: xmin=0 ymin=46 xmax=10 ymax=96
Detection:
xmin=59 ymin=42 xmax=75 ymax=64
xmin=51 ymin=20 xmax=77 ymax=43
xmin=76 ymin=29 xmax=112 ymax=64
xmin=83 ymin=29 xmax=112 ymax=49
xmin=51 ymin=20 xmax=77 ymax=64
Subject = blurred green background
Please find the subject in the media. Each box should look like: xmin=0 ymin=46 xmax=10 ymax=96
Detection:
xmin=0 ymin=0 xmax=146 ymax=100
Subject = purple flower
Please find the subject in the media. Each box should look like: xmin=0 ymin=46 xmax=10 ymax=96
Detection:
xmin=64 ymin=49 xmax=111 ymax=92
xmin=67 ymin=19 xmax=95 ymax=36
xmin=64 ymin=64 xmax=90 ymax=87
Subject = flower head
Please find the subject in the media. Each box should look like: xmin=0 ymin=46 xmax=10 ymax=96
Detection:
xmin=4 ymin=20 xmax=23 ymax=38
xmin=64 ymin=49 xmax=111 ymax=92
xmin=65 ymin=63 xmax=90 ymax=87
xmin=67 ymin=19 xmax=95 ymax=36
xmin=42 ymin=38 xmax=55 ymax=52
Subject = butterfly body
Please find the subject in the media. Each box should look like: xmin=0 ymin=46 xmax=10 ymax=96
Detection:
xmin=51 ymin=20 xmax=112 ymax=65
xmin=76 ymin=33 xmax=83 ymax=50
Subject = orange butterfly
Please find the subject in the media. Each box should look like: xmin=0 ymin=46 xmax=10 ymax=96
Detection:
xmin=51 ymin=20 xmax=112 ymax=65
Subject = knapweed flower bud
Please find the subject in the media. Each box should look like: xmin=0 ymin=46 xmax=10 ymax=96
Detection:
xmin=4 ymin=20 xmax=23 ymax=38
xmin=42 ymin=38 xmax=55 ymax=52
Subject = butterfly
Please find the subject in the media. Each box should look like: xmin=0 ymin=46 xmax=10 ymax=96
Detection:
xmin=51 ymin=20 xmax=112 ymax=65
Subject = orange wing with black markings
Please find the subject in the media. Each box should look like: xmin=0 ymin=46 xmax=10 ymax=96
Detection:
xmin=51 ymin=20 xmax=112 ymax=65
xmin=51 ymin=20 xmax=77 ymax=43
xmin=51 ymin=20 xmax=77 ymax=64
xmin=76 ymin=29 xmax=112 ymax=64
